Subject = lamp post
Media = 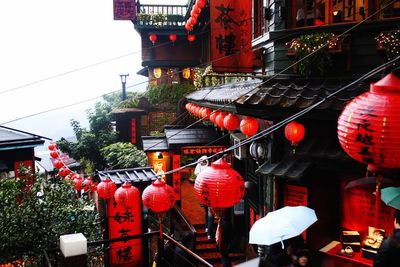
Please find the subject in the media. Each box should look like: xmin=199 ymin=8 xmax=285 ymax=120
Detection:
xmin=120 ymin=74 xmax=129 ymax=101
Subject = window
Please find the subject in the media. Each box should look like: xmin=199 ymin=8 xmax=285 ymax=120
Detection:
xmin=295 ymin=0 xmax=326 ymax=27
xmin=380 ymin=0 xmax=400 ymax=18
xmin=331 ymin=0 xmax=365 ymax=23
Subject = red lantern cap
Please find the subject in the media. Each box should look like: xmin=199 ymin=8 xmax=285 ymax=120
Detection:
xmin=284 ymin=121 xmax=305 ymax=145
xmin=194 ymin=158 xmax=245 ymax=209
xmin=114 ymin=182 xmax=140 ymax=209
xmin=142 ymin=179 xmax=175 ymax=213
xmin=240 ymin=116 xmax=259 ymax=137
xmin=338 ymin=73 xmax=400 ymax=170
xmin=97 ymin=177 xmax=117 ymax=199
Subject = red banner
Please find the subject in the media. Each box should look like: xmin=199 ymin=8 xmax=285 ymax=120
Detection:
xmin=283 ymin=184 xmax=308 ymax=207
xmin=210 ymin=0 xmax=253 ymax=73
xmin=113 ymin=0 xmax=136 ymax=20
xmin=172 ymin=154 xmax=181 ymax=201
xmin=108 ymin=193 xmax=142 ymax=266
xmin=131 ymin=118 xmax=137 ymax=144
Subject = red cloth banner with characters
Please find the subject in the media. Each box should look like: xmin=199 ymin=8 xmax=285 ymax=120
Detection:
xmin=108 ymin=192 xmax=142 ymax=266
xmin=210 ymin=0 xmax=253 ymax=73
xmin=172 ymin=154 xmax=181 ymax=201
xmin=131 ymin=118 xmax=137 ymax=144
xmin=113 ymin=0 xmax=136 ymax=20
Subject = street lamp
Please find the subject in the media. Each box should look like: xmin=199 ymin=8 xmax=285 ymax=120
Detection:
xmin=120 ymin=74 xmax=129 ymax=101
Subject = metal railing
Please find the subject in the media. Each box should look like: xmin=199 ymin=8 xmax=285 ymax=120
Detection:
xmin=136 ymin=4 xmax=188 ymax=27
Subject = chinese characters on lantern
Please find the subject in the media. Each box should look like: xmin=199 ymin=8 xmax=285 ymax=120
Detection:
xmin=210 ymin=0 xmax=253 ymax=73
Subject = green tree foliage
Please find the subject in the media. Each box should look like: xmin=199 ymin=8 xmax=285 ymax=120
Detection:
xmin=145 ymin=83 xmax=195 ymax=111
xmin=0 ymin=167 xmax=101 ymax=265
xmin=101 ymin=142 xmax=147 ymax=169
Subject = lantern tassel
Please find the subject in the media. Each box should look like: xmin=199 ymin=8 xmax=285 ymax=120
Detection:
xmin=160 ymin=222 xmax=163 ymax=240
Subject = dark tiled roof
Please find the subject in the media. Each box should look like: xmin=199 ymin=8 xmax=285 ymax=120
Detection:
xmin=142 ymin=136 xmax=169 ymax=152
xmin=257 ymin=160 xmax=312 ymax=180
xmin=112 ymin=108 xmax=145 ymax=114
xmin=97 ymin=167 xmax=157 ymax=185
xmin=185 ymin=79 xmax=263 ymax=104
xmin=186 ymin=78 xmax=368 ymax=111
xmin=0 ymin=126 xmax=45 ymax=150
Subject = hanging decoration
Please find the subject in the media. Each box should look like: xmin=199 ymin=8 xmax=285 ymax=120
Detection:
xmin=142 ymin=179 xmax=175 ymax=238
xmin=223 ymin=113 xmax=240 ymax=132
xmin=240 ymin=116 xmax=259 ymax=137
xmin=284 ymin=121 xmax=305 ymax=146
xmin=215 ymin=112 xmax=227 ymax=130
xmin=338 ymin=73 xmax=400 ymax=171
xmin=114 ymin=182 xmax=140 ymax=209
xmin=82 ymin=176 xmax=94 ymax=191
xmin=187 ymin=34 xmax=196 ymax=42
xmin=169 ymin=34 xmax=177 ymax=42
xmin=201 ymin=107 xmax=212 ymax=120
xmin=153 ymin=67 xmax=162 ymax=78
xmin=182 ymin=68 xmax=191 ymax=79
xmin=249 ymin=140 xmax=268 ymax=165
xmin=149 ymin=34 xmax=157 ymax=44
xmin=73 ymin=175 xmax=84 ymax=191
xmin=194 ymin=157 xmax=245 ymax=217
xmin=210 ymin=110 xmax=221 ymax=126
xmin=97 ymin=177 xmax=117 ymax=199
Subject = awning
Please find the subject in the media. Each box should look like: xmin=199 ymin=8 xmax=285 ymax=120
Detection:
xmin=142 ymin=136 xmax=168 ymax=152
xmin=256 ymin=160 xmax=312 ymax=180
xmin=97 ymin=167 xmax=157 ymax=185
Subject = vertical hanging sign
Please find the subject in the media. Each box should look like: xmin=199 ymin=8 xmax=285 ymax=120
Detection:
xmin=172 ymin=154 xmax=181 ymax=201
xmin=210 ymin=0 xmax=253 ymax=73
xmin=131 ymin=118 xmax=137 ymax=144
xmin=114 ymin=0 xmax=136 ymax=20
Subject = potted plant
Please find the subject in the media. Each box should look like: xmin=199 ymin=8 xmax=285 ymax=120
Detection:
xmin=376 ymin=28 xmax=400 ymax=61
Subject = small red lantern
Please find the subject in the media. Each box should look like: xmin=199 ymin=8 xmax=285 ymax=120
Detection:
xmin=191 ymin=5 xmax=201 ymax=17
xmin=216 ymin=112 xmax=227 ymax=130
xmin=210 ymin=110 xmax=221 ymax=126
xmin=115 ymin=182 xmax=140 ymax=209
xmin=48 ymin=143 xmax=57 ymax=151
xmin=284 ymin=121 xmax=305 ymax=145
xmin=338 ymin=73 xmax=400 ymax=170
xmin=82 ymin=176 xmax=93 ymax=191
xmin=169 ymin=34 xmax=177 ymax=42
xmin=149 ymin=34 xmax=157 ymax=44
xmin=194 ymin=158 xmax=244 ymax=211
xmin=201 ymin=107 xmax=212 ymax=120
xmin=224 ymin=113 xmax=240 ymax=132
xmin=187 ymin=34 xmax=195 ymax=42
xmin=240 ymin=116 xmax=259 ymax=137
xmin=188 ymin=16 xmax=197 ymax=26
xmin=53 ymin=159 xmax=64 ymax=169
xmin=73 ymin=175 xmax=84 ymax=191
xmin=184 ymin=23 xmax=192 ymax=32
xmin=142 ymin=179 xmax=175 ymax=213
xmin=197 ymin=0 xmax=206 ymax=9
xmin=97 ymin=177 xmax=117 ymax=199
xmin=50 ymin=150 xmax=59 ymax=159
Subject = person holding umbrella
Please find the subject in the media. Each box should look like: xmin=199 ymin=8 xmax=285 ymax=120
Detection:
xmin=373 ymin=209 xmax=400 ymax=267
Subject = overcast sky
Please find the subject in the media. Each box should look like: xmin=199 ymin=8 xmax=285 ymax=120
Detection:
xmin=0 ymin=0 xmax=165 ymax=140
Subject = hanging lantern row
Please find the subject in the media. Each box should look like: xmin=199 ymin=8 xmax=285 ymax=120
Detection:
xmin=148 ymin=33 xmax=196 ymax=44
xmin=185 ymin=103 xmax=259 ymax=136
xmin=338 ymin=73 xmax=400 ymax=171
xmin=185 ymin=0 xmax=206 ymax=32
xmin=47 ymin=143 xmax=98 ymax=192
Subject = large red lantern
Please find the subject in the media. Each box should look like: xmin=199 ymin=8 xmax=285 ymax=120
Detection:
xmin=169 ymin=34 xmax=177 ymax=42
xmin=224 ymin=113 xmax=240 ymax=132
xmin=53 ymin=159 xmax=64 ymax=169
xmin=216 ymin=112 xmax=227 ymax=130
xmin=284 ymin=121 xmax=305 ymax=145
xmin=338 ymin=73 xmax=400 ymax=171
xmin=142 ymin=179 xmax=175 ymax=213
xmin=115 ymin=182 xmax=140 ymax=209
xmin=149 ymin=34 xmax=157 ymax=44
xmin=194 ymin=158 xmax=244 ymax=211
xmin=240 ymin=116 xmax=259 ymax=137
xmin=197 ymin=0 xmax=206 ymax=9
xmin=187 ymin=34 xmax=195 ymax=42
xmin=97 ymin=177 xmax=117 ymax=199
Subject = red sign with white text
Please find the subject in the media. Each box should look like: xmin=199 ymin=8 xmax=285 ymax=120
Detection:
xmin=283 ymin=184 xmax=308 ymax=207
xmin=210 ymin=0 xmax=253 ymax=73
xmin=113 ymin=0 xmax=136 ymax=20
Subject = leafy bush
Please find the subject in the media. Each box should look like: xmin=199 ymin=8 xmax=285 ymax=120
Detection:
xmin=376 ymin=28 xmax=400 ymax=61
xmin=145 ymin=83 xmax=195 ymax=111
xmin=101 ymin=142 xmax=147 ymax=169
xmin=0 ymin=168 xmax=101 ymax=265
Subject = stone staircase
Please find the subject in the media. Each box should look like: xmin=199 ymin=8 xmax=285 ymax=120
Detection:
xmin=193 ymin=224 xmax=246 ymax=267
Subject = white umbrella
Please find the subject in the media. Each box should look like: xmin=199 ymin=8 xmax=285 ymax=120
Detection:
xmin=249 ymin=206 xmax=317 ymax=248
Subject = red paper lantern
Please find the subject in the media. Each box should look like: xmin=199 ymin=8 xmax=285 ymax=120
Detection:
xmin=142 ymin=179 xmax=175 ymax=213
xmin=224 ymin=113 xmax=240 ymax=132
xmin=216 ymin=112 xmax=227 ymax=130
xmin=194 ymin=158 xmax=244 ymax=209
xmin=188 ymin=16 xmax=197 ymax=26
xmin=191 ymin=5 xmax=201 ymax=17
xmin=201 ymin=107 xmax=212 ymax=120
xmin=115 ymin=182 xmax=140 ymax=209
xmin=73 ymin=175 xmax=84 ymax=191
xmin=149 ymin=34 xmax=157 ymax=44
xmin=187 ymin=34 xmax=195 ymax=42
xmin=82 ymin=176 xmax=93 ymax=191
xmin=50 ymin=150 xmax=59 ymax=159
xmin=48 ymin=143 xmax=57 ymax=151
xmin=184 ymin=23 xmax=192 ymax=32
xmin=210 ymin=110 xmax=221 ymax=125
xmin=97 ymin=177 xmax=117 ymax=199
xmin=338 ymin=73 xmax=400 ymax=170
xmin=53 ymin=159 xmax=64 ymax=169
xmin=240 ymin=116 xmax=259 ymax=137
xmin=169 ymin=34 xmax=177 ymax=42
xmin=284 ymin=121 xmax=305 ymax=145
xmin=197 ymin=0 xmax=206 ymax=9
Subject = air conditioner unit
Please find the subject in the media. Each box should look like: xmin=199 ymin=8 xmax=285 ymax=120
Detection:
xmin=231 ymin=133 xmax=247 ymax=160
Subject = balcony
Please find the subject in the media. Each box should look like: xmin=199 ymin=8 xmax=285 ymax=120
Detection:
xmin=135 ymin=3 xmax=188 ymax=28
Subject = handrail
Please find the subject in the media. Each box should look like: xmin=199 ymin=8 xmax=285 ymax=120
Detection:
xmin=172 ymin=205 xmax=196 ymax=234
xmin=170 ymin=205 xmax=197 ymax=250
xmin=163 ymin=233 xmax=213 ymax=267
